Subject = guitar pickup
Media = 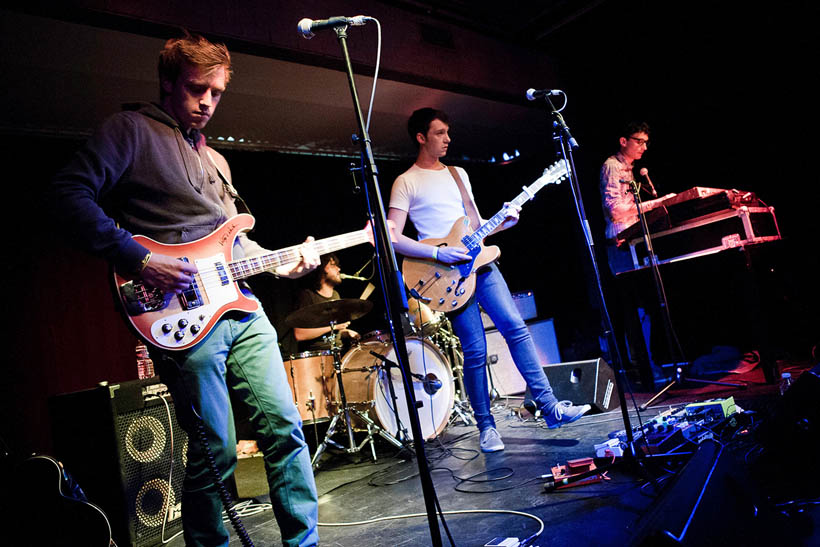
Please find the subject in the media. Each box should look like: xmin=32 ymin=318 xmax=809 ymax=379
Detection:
xmin=215 ymin=262 xmax=229 ymax=286
xmin=178 ymin=257 xmax=203 ymax=310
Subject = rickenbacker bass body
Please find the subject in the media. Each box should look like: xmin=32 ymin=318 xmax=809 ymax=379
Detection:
xmin=113 ymin=213 xmax=375 ymax=351
xmin=402 ymin=161 xmax=570 ymax=313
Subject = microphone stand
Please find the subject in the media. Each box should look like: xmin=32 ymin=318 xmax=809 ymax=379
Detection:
xmin=369 ymin=351 xmax=411 ymax=442
xmin=331 ymin=25 xmax=443 ymax=546
xmin=538 ymin=95 xmax=638 ymax=462
xmin=626 ymin=184 xmax=743 ymax=411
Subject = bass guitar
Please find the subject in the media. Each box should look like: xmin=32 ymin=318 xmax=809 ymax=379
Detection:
xmin=402 ymin=161 xmax=570 ymax=312
xmin=113 ymin=213 xmax=382 ymax=351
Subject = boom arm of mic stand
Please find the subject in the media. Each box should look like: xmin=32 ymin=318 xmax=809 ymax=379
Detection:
xmin=331 ymin=25 xmax=443 ymax=547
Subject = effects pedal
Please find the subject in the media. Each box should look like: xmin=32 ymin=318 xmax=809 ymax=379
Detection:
xmin=484 ymin=537 xmax=520 ymax=547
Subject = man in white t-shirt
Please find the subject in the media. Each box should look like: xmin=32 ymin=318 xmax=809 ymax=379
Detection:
xmin=387 ymin=107 xmax=590 ymax=452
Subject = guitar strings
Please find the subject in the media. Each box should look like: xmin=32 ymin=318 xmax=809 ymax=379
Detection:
xmin=163 ymin=231 xmax=369 ymax=292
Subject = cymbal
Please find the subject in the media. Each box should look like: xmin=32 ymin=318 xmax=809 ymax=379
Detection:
xmin=285 ymin=298 xmax=373 ymax=328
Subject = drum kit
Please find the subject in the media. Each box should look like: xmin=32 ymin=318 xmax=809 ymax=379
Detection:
xmin=284 ymin=297 xmax=472 ymax=469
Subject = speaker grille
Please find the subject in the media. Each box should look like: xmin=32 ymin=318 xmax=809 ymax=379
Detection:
xmin=50 ymin=380 xmax=188 ymax=547
xmin=116 ymin=397 xmax=187 ymax=545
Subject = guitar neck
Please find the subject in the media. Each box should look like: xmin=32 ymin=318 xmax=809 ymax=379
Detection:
xmin=470 ymin=189 xmax=534 ymax=242
xmin=466 ymin=166 xmax=563 ymax=244
xmin=229 ymin=230 xmax=369 ymax=280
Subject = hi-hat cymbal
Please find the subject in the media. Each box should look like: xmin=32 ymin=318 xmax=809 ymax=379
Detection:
xmin=285 ymin=298 xmax=373 ymax=328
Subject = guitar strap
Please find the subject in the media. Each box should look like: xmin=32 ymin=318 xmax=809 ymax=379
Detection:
xmin=446 ymin=165 xmax=482 ymax=230
xmin=206 ymin=149 xmax=253 ymax=216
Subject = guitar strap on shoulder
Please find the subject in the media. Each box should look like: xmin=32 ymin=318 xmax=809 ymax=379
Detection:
xmin=206 ymin=149 xmax=253 ymax=216
xmin=446 ymin=165 xmax=481 ymax=230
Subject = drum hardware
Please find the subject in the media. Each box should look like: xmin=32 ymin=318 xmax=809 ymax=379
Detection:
xmin=310 ymin=329 xmax=407 ymax=469
xmin=340 ymin=336 xmax=455 ymax=442
xmin=285 ymin=298 xmax=407 ymax=469
xmin=283 ymin=351 xmax=334 ymax=425
xmin=443 ymin=345 xmax=474 ymax=427
xmin=427 ymin=317 xmax=474 ymax=426
xmin=367 ymin=351 xmax=411 ymax=443
xmin=306 ymin=392 xmax=320 ymax=447
xmin=408 ymin=296 xmax=445 ymax=338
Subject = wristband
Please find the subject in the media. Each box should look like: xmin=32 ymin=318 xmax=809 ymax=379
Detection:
xmin=139 ymin=251 xmax=152 ymax=273
xmin=432 ymin=246 xmax=439 ymax=261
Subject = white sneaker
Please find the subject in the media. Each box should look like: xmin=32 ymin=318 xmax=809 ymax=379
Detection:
xmin=479 ymin=427 xmax=505 ymax=452
xmin=545 ymin=401 xmax=591 ymax=429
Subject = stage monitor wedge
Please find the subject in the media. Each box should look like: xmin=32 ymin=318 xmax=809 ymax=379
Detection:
xmin=527 ymin=358 xmax=619 ymax=412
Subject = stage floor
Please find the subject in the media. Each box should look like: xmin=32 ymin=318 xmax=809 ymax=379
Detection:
xmin=161 ymin=361 xmax=818 ymax=547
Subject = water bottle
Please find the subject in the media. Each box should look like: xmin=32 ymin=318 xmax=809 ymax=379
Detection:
xmin=779 ymin=372 xmax=793 ymax=396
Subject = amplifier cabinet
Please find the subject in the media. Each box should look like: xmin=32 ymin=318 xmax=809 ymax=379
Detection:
xmin=50 ymin=378 xmax=187 ymax=547
xmin=486 ymin=319 xmax=561 ymax=396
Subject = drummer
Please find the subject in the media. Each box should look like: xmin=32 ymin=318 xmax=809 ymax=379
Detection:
xmin=293 ymin=253 xmax=361 ymax=352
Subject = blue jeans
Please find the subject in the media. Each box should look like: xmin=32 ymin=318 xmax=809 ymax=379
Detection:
xmin=448 ymin=263 xmax=558 ymax=431
xmin=157 ymin=300 xmax=318 ymax=547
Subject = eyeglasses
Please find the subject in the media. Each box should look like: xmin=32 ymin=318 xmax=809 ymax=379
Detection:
xmin=629 ymin=136 xmax=650 ymax=147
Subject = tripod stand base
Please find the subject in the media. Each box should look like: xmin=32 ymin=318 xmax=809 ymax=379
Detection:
xmin=639 ymin=366 xmax=746 ymax=411
xmin=311 ymin=406 xmax=409 ymax=469
xmin=449 ymin=399 xmax=474 ymax=427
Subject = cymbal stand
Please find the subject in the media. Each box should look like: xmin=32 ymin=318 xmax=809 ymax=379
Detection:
xmin=311 ymin=325 xmax=406 ymax=469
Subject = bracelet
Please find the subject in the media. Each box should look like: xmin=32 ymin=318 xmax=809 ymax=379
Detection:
xmin=432 ymin=246 xmax=439 ymax=261
xmin=139 ymin=251 xmax=152 ymax=272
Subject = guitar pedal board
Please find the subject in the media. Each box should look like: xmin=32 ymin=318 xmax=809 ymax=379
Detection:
xmin=606 ymin=397 xmax=742 ymax=455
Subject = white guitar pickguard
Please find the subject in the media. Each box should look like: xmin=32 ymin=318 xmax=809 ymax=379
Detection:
xmin=149 ymin=253 xmax=240 ymax=349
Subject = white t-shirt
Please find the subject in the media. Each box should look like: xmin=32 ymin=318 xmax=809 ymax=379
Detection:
xmin=389 ymin=164 xmax=477 ymax=240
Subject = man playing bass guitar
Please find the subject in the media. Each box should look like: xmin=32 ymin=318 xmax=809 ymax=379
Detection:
xmin=387 ymin=108 xmax=590 ymax=453
xmin=50 ymin=32 xmax=319 ymax=546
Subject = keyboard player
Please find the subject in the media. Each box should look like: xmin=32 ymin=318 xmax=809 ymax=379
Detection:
xmin=600 ymin=121 xmax=676 ymax=274
xmin=599 ymin=121 xmax=671 ymax=387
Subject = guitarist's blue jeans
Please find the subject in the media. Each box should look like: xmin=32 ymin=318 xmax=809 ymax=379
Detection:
xmin=449 ymin=263 xmax=559 ymax=431
xmin=156 ymin=301 xmax=318 ymax=547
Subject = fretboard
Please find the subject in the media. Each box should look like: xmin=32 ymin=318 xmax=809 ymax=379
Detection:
xmin=462 ymin=165 xmax=564 ymax=248
xmin=228 ymin=230 xmax=369 ymax=280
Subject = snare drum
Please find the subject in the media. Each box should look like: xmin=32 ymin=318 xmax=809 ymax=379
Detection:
xmin=283 ymin=351 xmax=334 ymax=424
xmin=407 ymin=297 xmax=444 ymax=336
xmin=360 ymin=330 xmax=392 ymax=345
xmin=336 ymin=337 xmax=454 ymax=441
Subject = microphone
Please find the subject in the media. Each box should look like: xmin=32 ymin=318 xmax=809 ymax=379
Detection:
xmin=411 ymin=373 xmax=442 ymax=395
xmin=368 ymin=350 xmax=441 ymax=394
xmin=639 ymin=168 xmax=658 ymax=198
xmin=340 ymin=273 xmax=367 ymax=281
xmin=297 ymin=15 xmax=372 ymax=39
xmin=526 ymin=88 xmax=562 ymax=101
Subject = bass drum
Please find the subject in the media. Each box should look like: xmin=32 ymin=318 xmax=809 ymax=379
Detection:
xmin=337 ymin=337 xmax=454 ymax=441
